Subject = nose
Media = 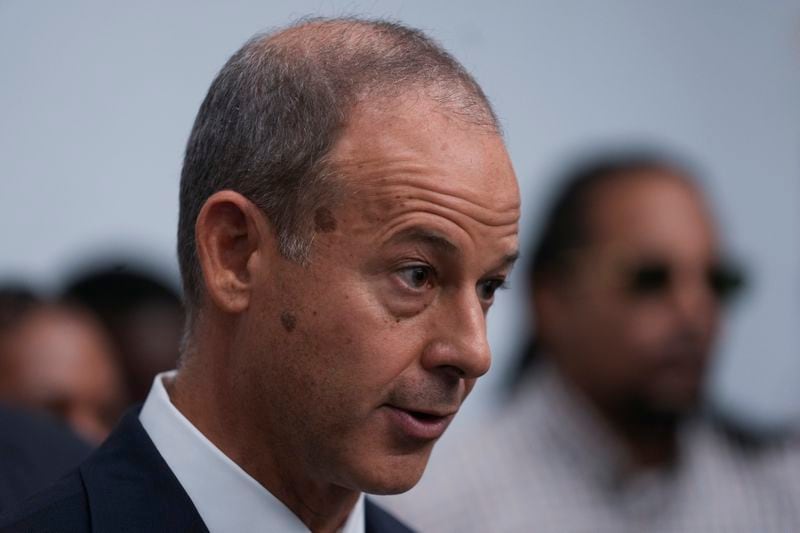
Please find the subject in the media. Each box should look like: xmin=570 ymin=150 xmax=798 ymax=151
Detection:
xmin=420 ymin=290 xmax=492 ymax=380
xmin=669 ymin=269 xmax=718 ymax=333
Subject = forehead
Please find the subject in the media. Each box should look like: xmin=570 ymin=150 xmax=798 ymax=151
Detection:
xmin=328 ymin=94 xmax=520 ymax=225
xmin=586 ymin=171 xmax=718 ymax=259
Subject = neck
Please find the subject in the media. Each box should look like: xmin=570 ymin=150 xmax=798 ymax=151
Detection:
xmin=591 ymin=394 xmax=681 ymax=469
xmin=606 ymin=410 xmax=679 ymax=468
xmin=170 ymin=328 xmax=360 ymax=532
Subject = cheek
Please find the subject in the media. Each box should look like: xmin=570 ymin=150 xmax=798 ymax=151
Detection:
xmin=625 ymin=303 xmax=692 ymax=346
xmin=264 ymin=260 xmax=430 ymax=422
xmin=571 ymin=302 xmax=657 ymax=373
xmin=705 ymin=313 xmax=721 ymax=344
xmin=695 ymin=302 xmax=722 ymax=341
xmin=285 ymin=295 xmax=423 ymax=406
xmin=322 ymin=314 xmax=422 ymax=390
xmin=583 ymin=293 xmax=664 ymax=344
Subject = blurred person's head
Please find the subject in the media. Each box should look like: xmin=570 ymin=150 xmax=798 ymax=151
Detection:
xmin=0 ymin=284 xmax=40 ymax=328
xmin=0 ymin=293 xmax=125 ymax=444
xmin=529 ymin=152 xmax=743 ymax=432
xmin=62 ymin=266 xmax=184 ymax=403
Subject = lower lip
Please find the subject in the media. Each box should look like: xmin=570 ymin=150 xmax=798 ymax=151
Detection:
xmin=383 ymin=406 xmax=453 ymax=441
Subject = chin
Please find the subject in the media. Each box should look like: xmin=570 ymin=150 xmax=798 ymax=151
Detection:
xmin=655 ymin=382 xmax=703 ymax=414
xmin=347 ymin=451 xmax=430 ymax=495
xmin=639 ymin=393 xmax=699 ymax=427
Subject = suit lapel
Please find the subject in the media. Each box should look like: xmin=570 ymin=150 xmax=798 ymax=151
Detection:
xmin=80 ymin=408 xmax=208 ymax=533
xmin=79 ymin=409 xmax=412 ymax=533
xmin=365 ymin=498 xmax=415 ymax=533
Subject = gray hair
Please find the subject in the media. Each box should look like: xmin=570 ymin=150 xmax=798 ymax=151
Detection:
xmin=177 ymin=17 xmax=499 ymax=326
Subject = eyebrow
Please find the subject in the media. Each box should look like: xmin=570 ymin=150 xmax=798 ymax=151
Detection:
xmin=387 ymin=227 xmax=520 ymax=271
xmin=387 ymin=227 xmax=460 ymax=255
xmin=500 ymin=251 xmax=520 ymax=270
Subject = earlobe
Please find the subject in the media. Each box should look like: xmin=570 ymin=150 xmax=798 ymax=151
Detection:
xmin=195 ymin=191 xmax=268 ymax=314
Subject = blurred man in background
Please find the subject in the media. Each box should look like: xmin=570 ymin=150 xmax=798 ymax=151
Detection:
xmin=62 ymin=264 xmax=184 ymax=403
xmin=0 ymin=286 xmax=125 ymax=445
xmin=386 ymin=152 xmax=798 ymax=532
xmin=0 ymin=287 xmax=92 ymax=512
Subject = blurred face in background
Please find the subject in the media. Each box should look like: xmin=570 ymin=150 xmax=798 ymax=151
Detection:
xmin=538 ymin=170 xmax=737 ymax=423
xmin=0 ymin=305 xmax=125 ymax=444
xmin=115 ymin=300 xmax=184 ymax=402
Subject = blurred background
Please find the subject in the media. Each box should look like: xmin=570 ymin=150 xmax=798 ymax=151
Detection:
xmin=1 ymin=0 xmax=798 ymax=435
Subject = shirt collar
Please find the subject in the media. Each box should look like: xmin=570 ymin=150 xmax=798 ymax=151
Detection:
xmin=140 ymin=370 xmax=365 ymax=533
xmin=528 ymin=365 xmax=695 ymax=490
xmin=528 ymin=364 xmax=633 ymax=488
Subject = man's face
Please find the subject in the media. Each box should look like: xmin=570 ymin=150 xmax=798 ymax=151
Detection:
xmin=542 ymin=172 xmax=725 ymax=422
xmin=238 ymin=95 xmax=519 ymax=494
xmin=0 ymin=307 xmax=124 ymax=444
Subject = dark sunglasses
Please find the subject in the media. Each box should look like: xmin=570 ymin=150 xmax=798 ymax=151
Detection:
xmin=624 ymin=260 xmax=746 ymax=303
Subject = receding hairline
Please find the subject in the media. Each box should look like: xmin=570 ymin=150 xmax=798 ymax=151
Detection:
xmin=246 ymin=17 xmax=500 ymax=132
xmin=176 ymin=16 xmax=500 ymax=336
xmin=256 ymin=17 xmax=441 ymax=66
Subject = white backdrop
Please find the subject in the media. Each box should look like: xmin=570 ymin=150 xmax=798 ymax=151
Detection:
xmin=1 ymin=0 xmax=798 ymax=427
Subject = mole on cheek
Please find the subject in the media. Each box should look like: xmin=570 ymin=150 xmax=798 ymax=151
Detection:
xmin=314 ymin=207 xmax=337 ymax=233
xmin=280 ymin=311 xmax=297 ymax=333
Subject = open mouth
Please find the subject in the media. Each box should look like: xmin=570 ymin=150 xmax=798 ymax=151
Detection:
xmin=406 ymin=410 xmax=442 ymax=422
xmin=383 ymin=405 xmax=454 ymax=441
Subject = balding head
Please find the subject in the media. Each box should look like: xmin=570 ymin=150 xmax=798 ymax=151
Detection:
xmin=168 ymin=19 xmax=518 ymax=524
xmin=178 ymin=17 xmax=499 ymax=323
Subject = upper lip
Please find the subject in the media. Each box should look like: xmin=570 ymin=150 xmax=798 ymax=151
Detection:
xmin=389 ymin=405 xmax=458 ymax=418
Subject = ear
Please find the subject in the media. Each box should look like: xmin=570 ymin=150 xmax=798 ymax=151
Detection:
xmin=195 ymin=191 xmax=271 ymax=314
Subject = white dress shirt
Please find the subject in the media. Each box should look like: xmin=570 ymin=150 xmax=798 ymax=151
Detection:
xmin=140 ymin=371 xmax=365 ymax=533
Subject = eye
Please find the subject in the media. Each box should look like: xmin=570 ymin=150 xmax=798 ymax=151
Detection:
xmin=396 ymin=265 xmax=435 ymax=290
xmin=627 ymin=263 xmax=670 ymax=296
xmin=707 ymin=263 xmax=746 ymax=303
xmin=478 ymin=278 xmax=507 ymax=302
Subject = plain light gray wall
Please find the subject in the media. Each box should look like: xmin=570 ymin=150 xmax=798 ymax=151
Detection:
xmin=1 ymin=0 xmax=798 ymax=426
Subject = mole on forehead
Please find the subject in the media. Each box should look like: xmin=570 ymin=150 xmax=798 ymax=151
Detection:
xmin=314 ymin=207 xmax=338 ymax=233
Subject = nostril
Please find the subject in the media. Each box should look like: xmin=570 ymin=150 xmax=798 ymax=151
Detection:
xmin=421 ymin=339 xmax=488 ymax=380
xmin=439 ymin=364 xmax=465 ymax=380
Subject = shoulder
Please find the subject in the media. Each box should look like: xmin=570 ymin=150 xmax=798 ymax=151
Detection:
xmin=3 ymin=406 xmax=206 ymax=533
xmin=365 ymin=499 xmax=416 ymax=533
xmin=0 ymin=406 xmax=90 ymax=513
xmin=704 ymin=410 xmax=796 ymax=456
xmin=0 ymin=407 xmax=90 ymax=477
xmin=0 ymin=471 xmax=90 ymax=533
xmin=0 ymin=406 xmax=90 ymax=463
xmin=0 ymin=406 xmax=75 ymax=443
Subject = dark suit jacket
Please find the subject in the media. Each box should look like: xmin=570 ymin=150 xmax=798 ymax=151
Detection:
xmin=0 ymin=408 xmax=414 ymax=533
xmin=0 ymin=406 xmax=90 ymax=514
